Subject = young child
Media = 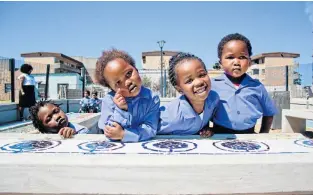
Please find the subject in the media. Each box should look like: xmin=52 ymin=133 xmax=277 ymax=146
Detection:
xmin=80 ymin=90 xmax=91 ymax=113
xmin=89 ymin=91 xmax=102 ymax=113
xmin=211 ymin=33 xmax=277 ymax=134
xmin=29 ymin=100 xmax=91 ymax=138
xmin=158 ymin=52 xmax=219 ymax=137
xmin=95 ymin=48 xmax=160 ymax=142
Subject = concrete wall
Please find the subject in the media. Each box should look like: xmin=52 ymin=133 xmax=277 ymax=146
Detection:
xmin=142 ymin=55 xmax=172 ymax=69
xmin=34 ymin=73 xmax=82 ymax=100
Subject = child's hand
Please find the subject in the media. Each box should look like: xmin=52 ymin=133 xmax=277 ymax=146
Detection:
xmin=104 ymin=122 xmax=124 ymax=140
xmin=113 ymin=88 xmax=128 ymax=111
xmin=199 ymin=129 xmax=214 ymax=138
xmin=58 ymin=127 xmax=75 ymax=139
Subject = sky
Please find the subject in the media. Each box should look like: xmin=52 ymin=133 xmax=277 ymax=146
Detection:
xmin=0 ymin=1 xmax=313 ymax=84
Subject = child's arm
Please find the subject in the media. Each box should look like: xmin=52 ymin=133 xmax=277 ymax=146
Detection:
xmin=58 ymin=127 xmax=75 ymax=138
xmin=121 ymin=95 xmax=160 ymax=142
xmin=259 ymin=85 xmax=277 ymax=133
xmin=259 ymin=116 xmax=273 ymax=133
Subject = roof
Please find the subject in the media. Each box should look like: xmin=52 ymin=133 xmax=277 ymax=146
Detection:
xmin=21 ymin=52 xmax=83 ymax=67
xmin=251 ymin=52 xmax=300 ymax=61
xmin=142 ymin=51 xmax=179 ymax=57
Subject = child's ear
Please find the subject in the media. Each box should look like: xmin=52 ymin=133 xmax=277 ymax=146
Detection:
xmin=175 ymin=85 xmax=183 ymax=94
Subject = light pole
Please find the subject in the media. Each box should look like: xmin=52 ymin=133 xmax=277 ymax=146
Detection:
xmin=157 ymin=40 xmax=166 ymax=97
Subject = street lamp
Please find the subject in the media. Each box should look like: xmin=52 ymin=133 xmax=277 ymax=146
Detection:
xmin=157 ymin=40 xmax=166 ymax=97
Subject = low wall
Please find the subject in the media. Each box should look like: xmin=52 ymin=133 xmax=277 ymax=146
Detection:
xmin=0 ymin=133 xmax=313 ymax=194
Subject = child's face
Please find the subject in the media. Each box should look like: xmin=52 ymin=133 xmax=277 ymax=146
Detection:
xmin=220 ymin=40 xmax=251 ymax=78
xmin=84 ymin=92 xmax=90 ymax=97
xmin=103 ymin=58 xmax=142 ymax=97
xmin=175 ymin=59 xmax=211 ymax=103
xmin=38 ymin=103 xmax=68 ymax=133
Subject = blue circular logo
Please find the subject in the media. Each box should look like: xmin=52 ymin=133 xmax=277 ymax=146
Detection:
xmin=0 ymin=140 xmax=61 ymax=153
xmin=294 ymin=139 xmax=313 ymax=148
xmin=142 ymin=139 xmax=197 ymax=153
xmin=213 ymin=140 xmax=270 ymax=152
xmin=78 ymin=141 xmax=125 ymax=153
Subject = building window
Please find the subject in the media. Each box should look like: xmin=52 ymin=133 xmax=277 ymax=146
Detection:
xmin=5 ymin=83 xmax=11 ymax=93
xmin=262 ymin=69 xmax=265 ymax=74
xmin=252 ymin=69 xmax=259 ymax=75
xmin=38 ymin=83 xmax=46 ymax=97
xmin=142 ymin=56 xmax=146 ymax=64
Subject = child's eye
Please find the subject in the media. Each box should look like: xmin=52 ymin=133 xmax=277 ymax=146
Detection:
xmin=126 ymin=70 xmax=132 ymax=78
xmin=185 ymin=79 xmax=193 ymax=84
xmin=239 ymin=56 xmax=247 ymax=59
xmin=199 ymin=73 xmax=207 ymax=78
xmin=226 ymin=56 xmax=234 ymax=59
xmin=54 ymin=108 xmax=60 ymax=113
xmin=45 ymin=117 xmax=51 ymax=123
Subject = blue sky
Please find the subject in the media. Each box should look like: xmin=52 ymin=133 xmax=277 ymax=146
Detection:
xmin=0 ymin=1 xmax=313 ymax=84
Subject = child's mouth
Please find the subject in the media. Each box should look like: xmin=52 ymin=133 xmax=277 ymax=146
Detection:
xmin=128 ymin=84 xmax=137 ymax=93
xmin=58 ymin=118 xmax=67 ymax=127
xmin=194 ymin=86 xmax=207 ymax=94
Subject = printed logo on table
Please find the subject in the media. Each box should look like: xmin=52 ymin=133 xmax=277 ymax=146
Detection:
xmin=0 ymin=140 xmax=61 ymax=153
xmin=78 ymin=141 xmax=125 ymax=152
xmin=142 ymin=139 xmax=197 ymax=153
xmin=294 ymin=139 xmax=313 ymax=148
xmin=213 ymin=140 xmax=270 ymax=152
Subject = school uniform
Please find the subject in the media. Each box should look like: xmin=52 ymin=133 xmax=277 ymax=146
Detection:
xmin=68 ymin=122 xmax=90 ymax=134
xmin=211 ymin=73 xmax=277 ymax=133
xmin=98 ymin=86 xmax=160 ymax=142
xmin=158 ymin=90 xmax=220 ymax=135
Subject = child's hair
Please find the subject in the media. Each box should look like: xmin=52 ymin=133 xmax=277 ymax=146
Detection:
xmin=85 ymin=90 xmax=90 ymax=96
xmin=95 ymin=48 xmax=136 ymax=88
xmin=168 ymin=52 xmax=207 ymax=87
xmin=92 ymin=91 xmax=98 ymax=96
xmin=29 ymin=99 xmax=61 ymax=133
xmin=217 ymin=33 xmax=253 ymax=59
xmin=20 ymin=64 xmax=33 ymax=74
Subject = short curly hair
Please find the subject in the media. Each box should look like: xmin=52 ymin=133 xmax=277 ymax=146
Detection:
xmin=20 ymin=64 xmax=33 ymax=74
xmin=95 ymin=48 xmax=136 ymax=88
xmin=29 ymin=99 xmax=62 ymax=133
xmin=217 ymin=33 xmax=253 ymax=59
xmin=168 ymin=52 xmax=207 ymax=87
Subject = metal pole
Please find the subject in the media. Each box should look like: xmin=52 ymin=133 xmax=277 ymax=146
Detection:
xmin=9 ymin=58 xmax=15 ymax=103
xmin=45 ymin=64 xmax=50 ymax=100
xmin=160 ymin=47 xmax=163 ymax=97
xmin=163 ymin=69 xmax=167 ymax=97
xmin=285 ymin=65 xmax=289 ymax=91
xmin=81 ymin=67 xmax=85 ymax=97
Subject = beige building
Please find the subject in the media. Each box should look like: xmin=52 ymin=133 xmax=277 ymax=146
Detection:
xmin=247 ymin=52 xmax=300 ymax=87
xmin=142 ymin=51 xmax=179 ymax=70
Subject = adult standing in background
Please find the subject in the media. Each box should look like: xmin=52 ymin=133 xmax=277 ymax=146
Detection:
xmin=18 ymin=64 xmax=36 ymax=121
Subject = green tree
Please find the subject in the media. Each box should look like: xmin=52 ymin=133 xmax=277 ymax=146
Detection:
xmin=142 ymin=75 xmax=152 ymax=88
xmin=212 ymin=62 xmax=221 ymax=70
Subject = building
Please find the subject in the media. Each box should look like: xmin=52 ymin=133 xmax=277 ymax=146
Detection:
xmin=33 ymin=73 xmax=83 ymax=100
xmin=247 ymin=52 xmax=300 ymax=92
xmin=141 ymin=51 xmax=179 ymax=70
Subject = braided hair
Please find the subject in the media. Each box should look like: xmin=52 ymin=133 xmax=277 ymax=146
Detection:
xmin=168 ymin=52 xmax=207 ymax=87
xmin=29 ymin=99 xmax=61 ymax=133
xmin=217 ymin=33 xmax=253 ymax=59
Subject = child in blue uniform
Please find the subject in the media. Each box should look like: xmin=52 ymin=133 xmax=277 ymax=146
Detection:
xmin=158 ymin=52 xmax=219 ymax=137
xmin=29 ymin=100 xmax=91 ymax=138
xmin=95 ymin=49 xmax=160 ymax=142
xmin=211 ymin=33 xmax=277 ymax=134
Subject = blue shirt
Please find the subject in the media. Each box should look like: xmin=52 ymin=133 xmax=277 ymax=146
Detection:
xmin=211 ymin=73 xmax=277 ymax=131
xmin=158 ymin=90 xmax=220 ymax=135
xmin=98 ymin=86 xmax=160 ymax=142
xmin=68 ymin=122 xmax=90 ymax=134
xmin=80 ymin=97 xmax=90 ymax=107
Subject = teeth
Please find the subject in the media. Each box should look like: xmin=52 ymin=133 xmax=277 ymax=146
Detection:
xmin=195 ymin=86 xmax=206 ymax=94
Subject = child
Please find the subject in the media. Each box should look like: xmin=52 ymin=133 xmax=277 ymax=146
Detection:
xmin=211 ymin=33 xmax=277 ymax=134
xmin=158 ymin=52 xmax=219 ymax=137
xmin=80 ymin=90 xmax=91 ymax=113
xmin=95 ymin=49 xmax=160 ymax=142
xmin=89 ymin=91 xmax=102 ymax=113
xmin=29 ymin=100 xmax=90 ymax=138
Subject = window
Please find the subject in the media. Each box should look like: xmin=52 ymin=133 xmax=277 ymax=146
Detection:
xmin=262 ymin=69 xmax=265 ymax=74
xmin=5 ymin=83 xmax=11 ymax=93
xmin=142 ymin=56 xmax=146 ymax=64
xmin=252 ymin=69 xmax=259 ymax=75
xmin=38 ymin=83 xmax=46 ymax=97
